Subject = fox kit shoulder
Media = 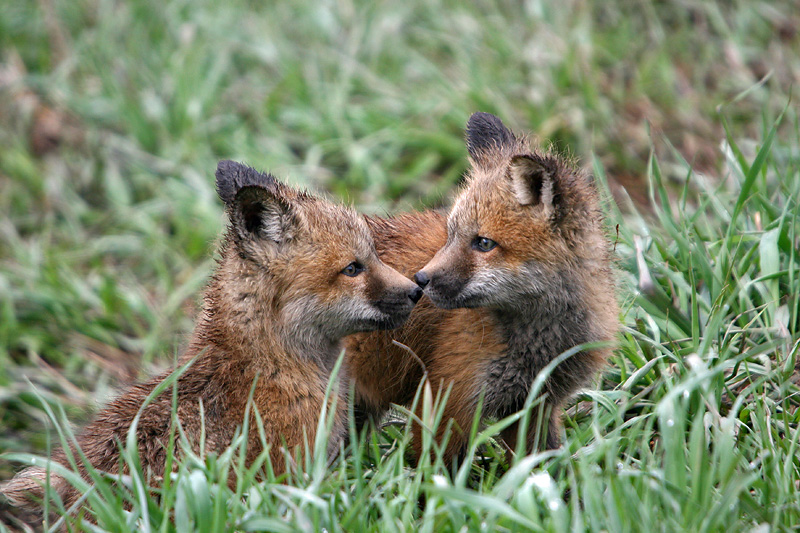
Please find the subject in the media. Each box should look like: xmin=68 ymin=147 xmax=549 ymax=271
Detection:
xmin=349 ymin=113 xmax=618 ymax=459
xmin=2 ymin=161 xmax=421 ymax=514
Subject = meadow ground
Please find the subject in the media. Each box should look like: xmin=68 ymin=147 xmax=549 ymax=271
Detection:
xmin=0 ymin=0 xmax=799 ymax=530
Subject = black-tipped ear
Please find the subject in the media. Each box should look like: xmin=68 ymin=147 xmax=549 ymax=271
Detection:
xmin=508 ymin=154 xmax=557 ymax=209
xmin=465 ymin=112 xmax=516 ymax=164
xmin=216 ymin=160 xmax=276 ymax=207
xmin=231 ymin=186 xmax=298 ymax=245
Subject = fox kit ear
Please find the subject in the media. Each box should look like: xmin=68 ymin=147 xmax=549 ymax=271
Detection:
xmin=215 ymin=161 xmax=298 ymax=244
xmin=215 ymin=160 xmax=276 ymax=207
xmin=231 ymin=186 xmax=298 ymax=244
xmin=508 ymin=154 xmax=556 ymax=212
xmin=465 ymin=112 xmax=516 ymax=166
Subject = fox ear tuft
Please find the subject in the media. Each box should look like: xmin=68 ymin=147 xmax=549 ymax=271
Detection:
xmin=215 ymin=160 xmax=276 ymax=207
xmin=465 ymin=112 xmax=516 ymax=165
xmin=508 ymin=154 xmax=556 ymax=210
xmin=231 ymin=186 xmax=298 ymax=244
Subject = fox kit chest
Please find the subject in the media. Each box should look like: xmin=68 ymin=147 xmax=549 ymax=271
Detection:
xmin=479 ymin=299 xmax=591 ymax=416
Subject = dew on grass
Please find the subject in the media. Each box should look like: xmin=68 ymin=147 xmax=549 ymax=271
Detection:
xmin=527 ymin=472 xmax=563 ymax=511
xmin=686 ymin=353 xmax=703 ymax=369
xmin=530 ymin=472 xmax=554 ymax=490
xmin=432 ymin=475 xmax=448 ymax=488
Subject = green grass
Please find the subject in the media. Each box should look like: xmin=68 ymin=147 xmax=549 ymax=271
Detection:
xmin=1 ymin=0 xmax=799 ymax=530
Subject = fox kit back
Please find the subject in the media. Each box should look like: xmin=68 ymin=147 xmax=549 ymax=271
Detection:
xmin=348 ymin=113 xmax=618 ymax=461
xmin=1 ymin=161 xmax=421 ymax=515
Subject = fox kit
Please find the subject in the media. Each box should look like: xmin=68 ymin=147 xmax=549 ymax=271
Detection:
xmin=2 ymin=161 xmax=422 ymax=512
xmin=348 ymin=113 xmax=618 ymax=461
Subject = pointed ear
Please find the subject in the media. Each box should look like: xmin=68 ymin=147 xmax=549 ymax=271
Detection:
xmin=215 ymin=160 xmax=276 ymax=207
xmin=465 ymin=112 xmax=516 ymax=165
xmin=231 ymin=186 xmax=299 ymax=244
xmin=508 ymin=154 xmax=556 ymax=210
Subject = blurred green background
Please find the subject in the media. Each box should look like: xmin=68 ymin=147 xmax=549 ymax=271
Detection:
xmin=0 ymin=0 xmax=797 ymax=476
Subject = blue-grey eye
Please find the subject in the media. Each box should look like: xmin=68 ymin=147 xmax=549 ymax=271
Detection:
xmin=341 ymin=262 xmax=365 ymax=277
xmin=473 ymin=237 xmax=497 ymax=252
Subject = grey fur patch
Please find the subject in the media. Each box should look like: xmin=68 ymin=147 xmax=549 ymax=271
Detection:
xmin=429 ymin=260 xmax=556 ymax=310
xmin=481 ymin=284 xmax=593 ymax=419
xmin=282 ymin=293 xmax=391 ymax=370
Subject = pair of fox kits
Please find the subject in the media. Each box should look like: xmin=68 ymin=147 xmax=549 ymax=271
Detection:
xmin=2 ymin=113 xmax=618 ymax=512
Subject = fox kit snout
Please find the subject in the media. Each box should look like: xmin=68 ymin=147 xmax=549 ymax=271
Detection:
xmin=1 ymin=161 xmax=419 ymax=515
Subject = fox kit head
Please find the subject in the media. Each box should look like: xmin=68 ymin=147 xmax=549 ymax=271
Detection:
xmin=415 ymin=113 xmax=607 ymax=310
xmin=215 ymin=161 xmax=422 ymax=344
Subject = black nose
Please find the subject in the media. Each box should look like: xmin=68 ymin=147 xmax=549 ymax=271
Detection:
xmin=414 ymin=271 xmax=430 ymax=289
xmin=409 ymin=286 xmax=423 ymax=304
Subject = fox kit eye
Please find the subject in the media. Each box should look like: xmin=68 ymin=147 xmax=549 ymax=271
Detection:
xmin=473 ymin=237 xmax=497 ymax=252
xmin=341 ymin=261 xmax=365 ymax=277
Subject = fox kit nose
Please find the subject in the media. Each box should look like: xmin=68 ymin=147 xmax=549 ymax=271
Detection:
xmin=414 ymin=271 xmax=430 ymax=289
xmin=409 ymin=285 xmax=423 ymax=304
